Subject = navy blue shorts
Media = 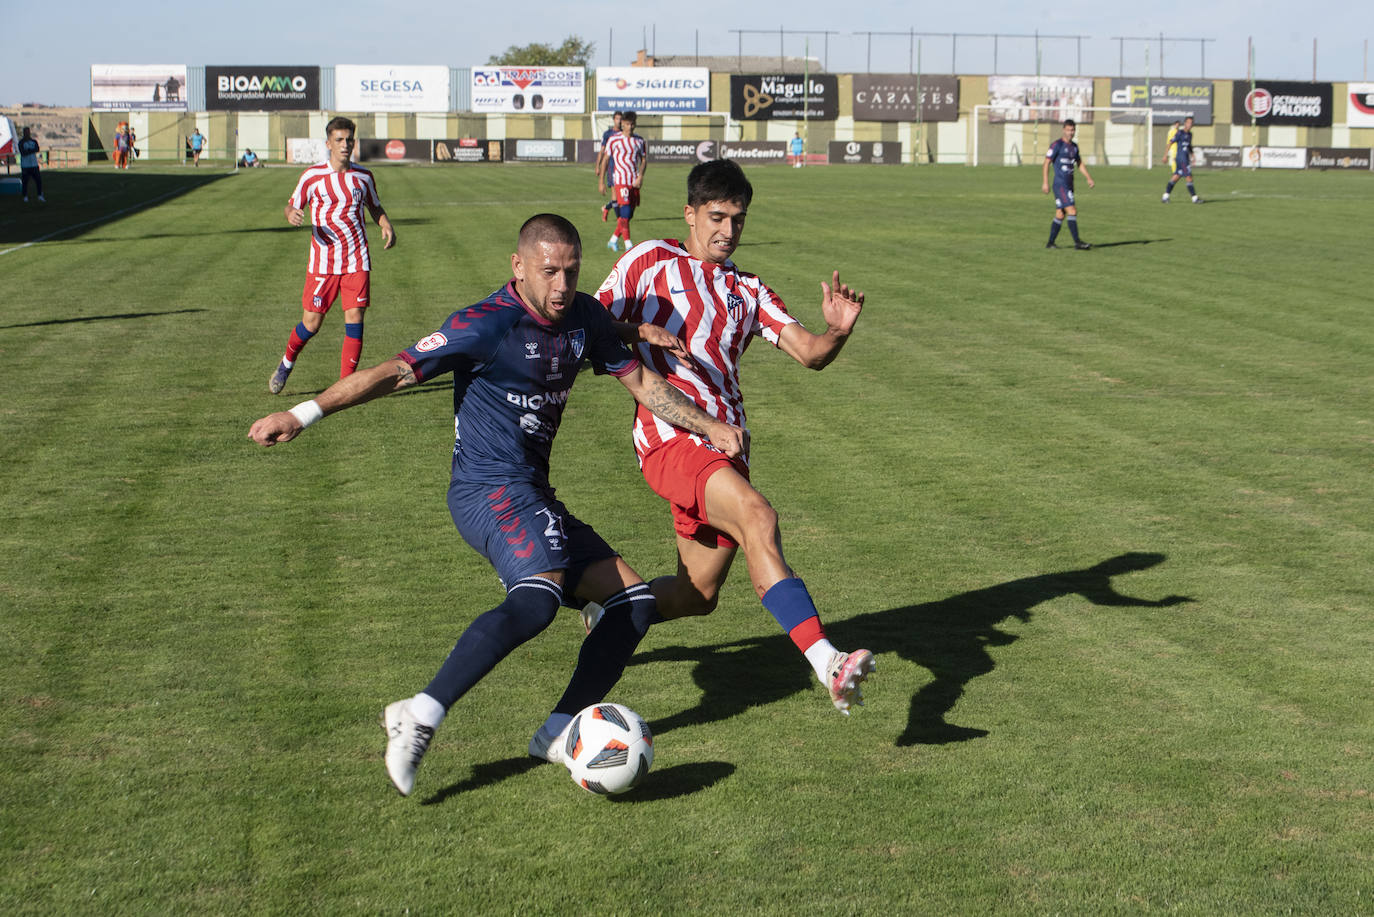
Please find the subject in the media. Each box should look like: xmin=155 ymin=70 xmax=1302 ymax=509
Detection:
xmin=448 ymin=479 xmax=617 ymax=600
xmin=1172 ymin=161 xmax=1192 ymax=178
xmin=1053 ymin=184 xmax=1075 ymax=209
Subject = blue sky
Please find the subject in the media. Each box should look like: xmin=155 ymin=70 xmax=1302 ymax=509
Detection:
xmin=7 ymin=1 xmax=1372 ymax=106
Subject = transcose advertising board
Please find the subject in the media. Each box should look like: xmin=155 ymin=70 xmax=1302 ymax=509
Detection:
xmin=207 ymin=66 xmax=320 ymax=111
xmin=595 ymin=67 xmax=709 ymax=114
xmin=335 ymin=65 xmax=450 ymax=112
xmin=471 ymin=68 xmax=585 ymax=113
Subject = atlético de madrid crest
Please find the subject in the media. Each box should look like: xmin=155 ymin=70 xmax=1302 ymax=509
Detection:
xmin=726 ymin=292 xmax=745 ymax=322
xmin=567 ymin=328 xmax=585 ymax=360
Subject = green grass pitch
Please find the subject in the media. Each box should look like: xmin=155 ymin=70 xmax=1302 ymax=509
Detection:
xmin=2 ymin=161 xmax=1372 ymax=914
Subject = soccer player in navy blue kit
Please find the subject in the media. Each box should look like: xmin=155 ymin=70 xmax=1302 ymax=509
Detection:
xmin=248 ymin=214 xmax=744 ymax=797
xmin=1162 ymin=116 xmax=1202 ymax=204
xmin=1041 ymin=119 xmax=1095 ymax=250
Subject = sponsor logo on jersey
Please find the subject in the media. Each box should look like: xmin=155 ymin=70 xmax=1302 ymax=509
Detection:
xmin=415 ymin=332 xmax=448 ymax=352
xmin=525 ymin=341 xmax=540 ymax=359
xmin=597 ymin=267 xmax=620 ymax=296
xmin=506 ymin=390 xmax=569 ymax=410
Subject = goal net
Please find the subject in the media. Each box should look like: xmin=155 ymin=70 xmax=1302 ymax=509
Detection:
xmin=971 ymin=105 xmax=1155 ymax=168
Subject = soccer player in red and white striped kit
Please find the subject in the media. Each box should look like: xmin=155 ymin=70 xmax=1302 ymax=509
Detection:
xmin=599 ymin=111 xmax=646 ymax=253
xmin=528 ymin=159 xmax=874 ymax=759
xmin=269 ymin=117 xmax=396 ymax=394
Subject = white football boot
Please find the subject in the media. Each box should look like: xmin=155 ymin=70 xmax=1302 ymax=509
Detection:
xmin=382 ymin=699 xmax=435 ymax=796
xmin=826 ymin=649 xmax=876 ymax=715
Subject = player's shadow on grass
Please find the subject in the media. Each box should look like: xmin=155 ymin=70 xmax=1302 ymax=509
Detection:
xmin=632 ymin=552 xmax=1193 ymax=747
xmin=1090 ymin=239 xmax=1172 ymax=248
xmin=0 ymin=308 xmax=207 ymax=330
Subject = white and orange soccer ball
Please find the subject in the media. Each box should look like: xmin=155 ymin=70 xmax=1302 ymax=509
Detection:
xmin=563 ymin=703 xmax=654 ymax=795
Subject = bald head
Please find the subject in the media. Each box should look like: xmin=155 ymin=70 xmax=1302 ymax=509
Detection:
xmin=518 ymin=213 xmax=582 ymax=255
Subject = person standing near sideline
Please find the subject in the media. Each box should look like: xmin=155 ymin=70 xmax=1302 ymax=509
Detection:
xmin=18 ymin=127 xmax=44 ymax=202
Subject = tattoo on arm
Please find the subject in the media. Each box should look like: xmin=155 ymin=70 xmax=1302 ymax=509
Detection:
xmin=642 ymin=377 xmax=709 ymax=433
xmin=395 ymin=363 xmax=417 ymax=389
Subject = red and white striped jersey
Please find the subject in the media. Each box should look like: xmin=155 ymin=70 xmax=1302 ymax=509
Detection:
xmin=595 ymin=238 xmax=798 ymax=462
xmin=604 ymin=132 xmax=646 ymax=186
xmin=288 ymin=162 xmax=382 ymax=274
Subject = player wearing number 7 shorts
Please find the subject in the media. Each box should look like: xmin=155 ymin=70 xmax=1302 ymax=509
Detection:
xmin=269 ymin=116 xmax=396 ymax=394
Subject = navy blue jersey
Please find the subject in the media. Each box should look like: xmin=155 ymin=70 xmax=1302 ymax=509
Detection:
xmin=1046 ymin=138 xmax=1081 ymax=187
xmin=1173 ymin=128 xmax=1193 ymax=165
xmin=398 ymin=281 xmax=639 ymax=487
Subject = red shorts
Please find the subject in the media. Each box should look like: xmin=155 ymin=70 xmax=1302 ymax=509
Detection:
xmin=614 ymin=185 xmax=641 ymax=209
xmin=302 ymin=271 xmax=370 ymax=314
xmin=641 ymin=435 xmax=749 ymax=549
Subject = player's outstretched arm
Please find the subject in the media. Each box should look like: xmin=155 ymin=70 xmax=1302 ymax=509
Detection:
xmin=777 ymin=270 xmax=865 ymax=370
xmin=248 ymin=358 xmax=417 ymax=446
xmin=617 ymin=365 xmax=746 ymax=458
xmin=369 ymin=204 xmax=396 ymax=249
xmin=612 ymin=320 xmax=690 ymax=360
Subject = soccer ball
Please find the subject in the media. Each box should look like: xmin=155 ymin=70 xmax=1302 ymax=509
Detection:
xmin=564 ymin=703 xmax=654 ymax=795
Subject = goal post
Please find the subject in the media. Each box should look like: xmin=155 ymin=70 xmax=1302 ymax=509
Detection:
xmin=971 ymin=105 xmax=1155 ymax=169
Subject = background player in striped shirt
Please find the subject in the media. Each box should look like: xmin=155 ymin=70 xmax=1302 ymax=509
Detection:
xmin=600 ymin=111 xmax=646 ymax=252
xmin=596 ymin=110 xmax=623 ymax=222
xmin=532 ymin=160 xmax=875 ymax=746
xmin=269 ymin=117 xmax=396 ymax=394
xmin=249 ymin=214 xmax=744 ymax=796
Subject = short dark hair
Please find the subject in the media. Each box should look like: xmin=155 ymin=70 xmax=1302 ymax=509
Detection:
xmin=1063 ymin=119 xmax=1076 ymax=128
xmin=687 ymin=158 xmax=753 ymax=209
xmin=518 ymin=213 xmax=582 ymax=252
xmin=622 ymin=110 xmax=637 ymax=124
xmin=325 ymin=116 xmax=356 ymax=137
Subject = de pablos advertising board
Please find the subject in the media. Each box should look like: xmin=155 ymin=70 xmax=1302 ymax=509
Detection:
xmin=1232 ymin=80 xmax=1333 ymax=127
xmin=852 ymin=75 xmax=959 ymax=122
xmin=471 ymin=68 xmax=585 ymax=114
xmin=433 ymin=139 xmax=504 ymax=163
xmin=207 ymin=66 xmax=319 ymax=110
xmin=335 ymin=65 xmax=450 ymax=112
xmin=1108 ymin=79 xmax=1213 ymax=124
xmin=730 ymin=75 xmax=838 ymax=121
xmin=595 ymin=67 xmax=709 ymax=113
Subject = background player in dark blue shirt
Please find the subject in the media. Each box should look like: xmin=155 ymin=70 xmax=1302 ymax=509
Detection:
xmin=596 ymin=110 xmax=623 ymax=221
xmin=1162 ymin=116 xmax=1202 ymax=204
xmin=248 ymin=213 xmax=745 ymax=797
xmin=1041 ymin=119 xmax=1095 ymax=250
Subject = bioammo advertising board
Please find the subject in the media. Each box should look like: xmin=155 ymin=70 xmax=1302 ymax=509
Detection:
xmin=730 ymin=75 xmax=839 ymax=120
xmin=470 ymin=68 xmax=585 ymax=113
xmin=335 ymin=65 xmax=450 ymax=112
xmin=1108 ymin=79 xmax=1213 ymax=124
xmin=206 ymin=66 xmax=320 ymax=111
xmin=594 ymin=67 xmax=709 ymax=113
xmin=1232 ymin=80 xmax=1333 ymax=127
